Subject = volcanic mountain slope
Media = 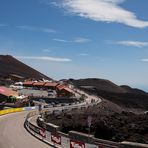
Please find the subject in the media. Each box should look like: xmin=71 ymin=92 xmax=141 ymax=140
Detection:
xmin=44 ymin=100 xmax=148 ymax=143
xmin=0 ymin=55 xmax=51 ymax=80
xmin=68 ymin=78 xmax=148 ymax=110
xmin=69 ymin=78 xmax=126 ymax=93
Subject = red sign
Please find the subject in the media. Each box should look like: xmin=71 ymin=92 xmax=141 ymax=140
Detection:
xmin=99 ymin=145 xmax=105 ymax=148
xmin=51 ymin=134 xmax=61 ymax=145
xmin=40 ymin=128 xmax=46 ymax=138
xmin=0 ymin=88 xmax=4 ymax=92
xmin=70 ymin=140 xmax=85 ymax=148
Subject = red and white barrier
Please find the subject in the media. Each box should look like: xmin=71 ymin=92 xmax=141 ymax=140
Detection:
xmin=85 ymin=143 xmax=98 ymax=148
xmin=51 ymin=134 xmax=61 ymax=145
xmin=61 ymin=136 xmax=70 ymax=148
xmin=45 ymin=131 xmax=51 ymax=142
xmin=70 ymin=140 xmax=85 ymax=148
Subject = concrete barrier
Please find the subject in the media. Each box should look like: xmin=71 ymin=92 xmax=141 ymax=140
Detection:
xmin=0 ymin=106 xmax=39 ymax=116
xmin=0 ymin=108 xmax=23 ymax=116
xmin=23 ymin=106 xmax=38 ymax=111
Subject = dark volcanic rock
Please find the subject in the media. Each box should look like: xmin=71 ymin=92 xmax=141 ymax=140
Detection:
xmin=44 ymin=100 xmax=148 ymax=144
xmin=0 ymin=55 xmax=51 ymax=80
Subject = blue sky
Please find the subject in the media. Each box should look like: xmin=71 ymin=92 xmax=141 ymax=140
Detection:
xmin=0 ymin=0 xmax=148 ymax=91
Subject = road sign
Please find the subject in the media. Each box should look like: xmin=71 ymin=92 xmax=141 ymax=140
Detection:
xmin=87 ymin=116 xmax=92 ymax=127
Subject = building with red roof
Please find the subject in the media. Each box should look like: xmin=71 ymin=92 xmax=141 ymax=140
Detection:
xmin=22 ymin=81 xmax=75 ymax=97
xmin=0 ymin=86 xmax=19 ymax=98
xmin=23 ymin=81 xmax=35 ymax=87
xmin=56 ymin=84 xmax=66 ymax=91
xmin=44 ymin=82 xmax=58 ymax=90
xmin=0 ymin=86 xmax=19 ymax=103
xmin=56 ymin=85 xmax=74 ymax=97
xmin=33 ymin=82 xmax=46 ymax=87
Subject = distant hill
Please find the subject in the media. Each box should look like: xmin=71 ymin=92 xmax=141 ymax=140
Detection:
xmin=68 ymin=78 xmax=148 ymax=110
xmin=68 ymin=78 xmax=126 ymax=93
xmin=120 ymin=85 xmax=146 ymax=95
xmin=68 ymin=78 xmax=147 ymax=94
xmin=0 ymin=55 xmax=51 ymax=80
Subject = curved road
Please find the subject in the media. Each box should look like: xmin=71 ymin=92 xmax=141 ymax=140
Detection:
xmin=0 ymin=111 xmax=52 ymax=148
xmin=0 ymin=89 xmax=101 ymax=148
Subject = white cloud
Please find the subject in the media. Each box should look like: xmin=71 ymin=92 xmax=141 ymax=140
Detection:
xmin=141 ymin=59 xmax=148 ymax=62
xmin=16 ymin=56 xmax=72 ymax=62
xmin=0 ymin=24 xmax=8 ymax=27
xmin=42 ymin=49 xmax=52 ymax=52
xmin=42 ymin=28 xmax=56 ymax=33
xmin=16 ymin=25 xmax=56 ymax=33
xmin=74 ymin=37 xmax=91 ymax=43
xmin=54 ymin=0 xmax=148 ymax=28
xmin=53 ymin=37 xmax=91 ymax=43
xmin=78 ymin=53 xmax=89 ymax=56
xmin=116 ymin=41 xmax=148 ymax=47
xmin=103 ymin=0 xmax=124 ymax=4
xmin=53 ymin=38 xmax=69 ymax=42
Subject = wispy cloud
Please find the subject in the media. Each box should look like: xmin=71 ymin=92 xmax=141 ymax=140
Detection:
xmin=16 ymin=56 xmax=72 ymax=62
xmin=53 ymin=0 xmax=148 ymax=28
xmin=0 ymin=24 xmax=8 ymax=27
xmin=53 ymin=38 xmax=69 ymax=42
xmin=42 ymin=49 xmax=52 ymax=53
xmin=53 ymin=37 xmax=91 ymax=43
xmin=141 ymin=59 xmax=148 ymax=62
xmin=78 ymin=53 xmax=89 ymax=56
xmin=116 ymin=41 xmax=148 ymax=48
xmin=16 ymin=25 xmax=56 ymax=33
xmin=74 ymin=37 xmax=91 ymax=43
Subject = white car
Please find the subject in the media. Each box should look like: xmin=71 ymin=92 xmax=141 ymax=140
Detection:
xmin=10 ymin=85 xmax=23 ymax=90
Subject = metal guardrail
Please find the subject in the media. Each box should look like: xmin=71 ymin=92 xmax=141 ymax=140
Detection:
xmin=25 ymin=100 xmax=148 ymax=148
xmin=25 ymin=109 xmax=119 ymax=148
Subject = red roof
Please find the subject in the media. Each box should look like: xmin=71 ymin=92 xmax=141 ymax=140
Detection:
xmin=23 ymin=81 xmax=35 ymax=85
xmin=56 ymin=84 xmax=66 ymax=90
xmin=0 ymin=86 xmax=18 ymax=97
xmin=44 ymin=82 xmax=58 ymax=87
xmin=62 ymin=87 xmax=74 ymax=93
xmin=33 ymin=82 xmax=46 ymax=86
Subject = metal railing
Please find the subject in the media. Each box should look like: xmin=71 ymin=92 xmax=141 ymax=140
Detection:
xmin=24 ymin=105 xmax=148 ymax=148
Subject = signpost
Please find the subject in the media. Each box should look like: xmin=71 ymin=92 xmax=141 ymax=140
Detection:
xmin=38 ymin=99 xmax=44 ymax=118
xmin=40 ymin=128 xmax=46 ymax=138
xmin=87 ymin=116 xmax=92 ymax=135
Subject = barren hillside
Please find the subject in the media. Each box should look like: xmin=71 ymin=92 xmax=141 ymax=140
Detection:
xmin=0 ymin=55 xmax=51 ymax=80
xmin=68 ymin=78 xmax=148 ymax=110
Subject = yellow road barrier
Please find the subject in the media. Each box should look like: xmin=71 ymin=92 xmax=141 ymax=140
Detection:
xmin=0 ymin=108 xmax=23 ymax=116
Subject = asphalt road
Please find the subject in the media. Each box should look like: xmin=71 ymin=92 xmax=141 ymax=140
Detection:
xmin=0 ymin=89 xmax=101 ymax=148
xmin=0 ymin=111 xmax=52 ymax=148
